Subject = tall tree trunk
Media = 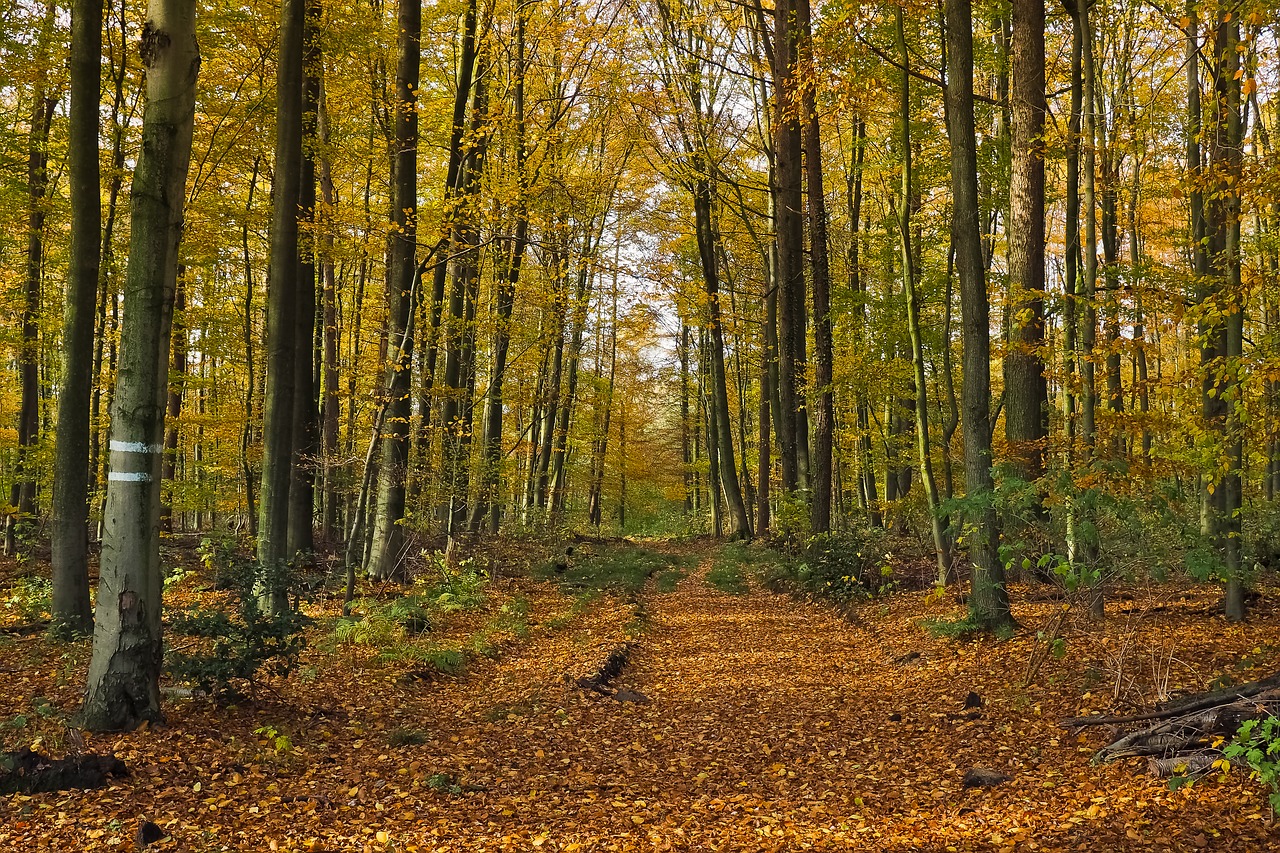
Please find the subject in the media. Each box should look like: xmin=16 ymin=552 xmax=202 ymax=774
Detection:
xmin=897 ymin=6 xmax=951 ymax=585
xmin=587 ymin=279 xmax=618 ymax=528
xmin=318 ymin=78 xmax=341 ymax=541
xmin=1004 ymin=0 xmax=1048 ymax=523
xmin=52 ymin=0 xmax=104 ymax=634
xmin=693 ymin=175 xmax=751 ymax=539
xmin=416 ymin=0 xmax=480 ymax=508
xmin=257 ymin=0 xmax=306 ymax=603
xmin=945 ymin=0 xmax=1012 ymax=630
xmin=240 ymin=158 xmax=262 ymax=535
xmin=288 ymin=0 xmax=322 ymax=558
xmin=366 ymin=0 xmax=420 ymax=578
xmin=160 ymin=274 xmax=187 ymax=532
xmin=79 ymin=0 xmax=198 ymax=732
xmin=8 ymin=2 xmax=56 ymax=557
xmin=798 ymin=0 xmax=833 ymax=532
xmin=1208 ymin=10 xmax=1244 ymax=621
xmin=845 ymin=120 xmax=879 ymax=526
xmin=439 ymin=62 xmax=488 ymax=533
xmin=772 ymin=0 xmax=804 ymax=495
xmin=471 ymin=5 xmax=528 ymax=533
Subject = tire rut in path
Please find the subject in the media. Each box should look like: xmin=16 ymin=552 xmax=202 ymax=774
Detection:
xmin=463 ymin=549 xmax=892 ymax=848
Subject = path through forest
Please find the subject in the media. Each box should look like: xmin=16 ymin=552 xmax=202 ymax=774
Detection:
xmin=3 ymin=539 xmax=1277 ymax=851
xmin=379 ymin=543 xmax=1270 ymax=852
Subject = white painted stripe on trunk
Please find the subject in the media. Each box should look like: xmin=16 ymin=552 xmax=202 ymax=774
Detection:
xmin=110 ymin=440 xmax=164 ymax=454
xmin=107 ymin=471 xmax=153 ymax=482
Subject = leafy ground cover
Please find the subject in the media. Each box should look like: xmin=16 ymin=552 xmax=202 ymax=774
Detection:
xmin=2 ymin=537 xmax=1279 ymax=851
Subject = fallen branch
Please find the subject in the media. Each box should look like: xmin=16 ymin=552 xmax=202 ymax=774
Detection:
xmin=1062 ymin=672 xmax=1280 ymax=728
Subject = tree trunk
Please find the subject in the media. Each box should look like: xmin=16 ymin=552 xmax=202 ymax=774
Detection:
xmin=439 ymin=62 xmax=489 ymax=533
xmin=772 ymin=0 xmax=804 ymax=495
xmin=257 ymin=0 xmax=306 ymax=604
xmin=79 ymin=0 xmax=198 ymax=732
xmin=160 ymin=274 xmax=186 ymax=532
xmin=318 ymin=78 xmax=341 ymax=541
xmin=51 ymin=0 xmax=104 ymax=635
xmin=944 ymin=0 xmax=1012 ymax=630
xmin=798 ymin=0 xmax=833 ymax=533
xmin=366 ymin=0 xmax=420 ymax=578
xmin=8 ymin=2 xmax=56 ymax=557
xmin=288 ymin=0 xmax=322 ymax=559
xmin=897 ymin=6 xmax=951 ymax=585
xmin=693 ymin=175 xmax=751 ymax=539
xmin=1004 ymin=0 xmax=1047 ymax=520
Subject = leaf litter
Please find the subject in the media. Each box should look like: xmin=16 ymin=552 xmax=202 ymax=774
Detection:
xmin=1 ymin=538 xmax=1278 ymax=851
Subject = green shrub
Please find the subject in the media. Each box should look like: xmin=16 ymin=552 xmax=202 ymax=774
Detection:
xmin=755 ymin=529 xmax=888 ymax=604
xmin=1223 ymin=715 xmax=1280 ymax=813
xmin=3 ymin=576 xmax=51 ymax=622
xmin=167 ymin=559 xmax=311 ymax=700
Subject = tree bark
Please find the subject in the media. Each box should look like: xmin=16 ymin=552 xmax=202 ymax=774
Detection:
xmin=798 ymin=0 xmax=833 ymax=533
xmin=897 ymin=6 xmax=951 ymax=585
xmin=79 ymin=0 xmax=198 ymax=731
xmin=366 ymin=0 xmax=420 ymax=577
xmin=944 ymin=0 xmax=1012 ymax=630
xmin=257 ymin=0 xmax=306 ymax=604
xmin=8 ymin=1 xmax=56 ymax=557
xmin=1004 ymin=0 xmax=1047 ymax=519
xmin=52 ymin=0 xmax=104 ymax=634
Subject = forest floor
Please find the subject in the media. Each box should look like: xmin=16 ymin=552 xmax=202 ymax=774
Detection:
xmin=2 ymin=536 xmax=1280 ymax=851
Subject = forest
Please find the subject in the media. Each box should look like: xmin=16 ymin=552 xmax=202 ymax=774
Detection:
xmin=2 ymin=0 xmax=1280 ymax=848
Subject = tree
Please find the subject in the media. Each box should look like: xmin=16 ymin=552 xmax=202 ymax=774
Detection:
xmin=80 ymin=0 xmax=199 ymax=731
xmin=944 ymin=0 xmax=1012 ymax=630
xmin=51 ymin=0 xmax=104 ymax=635
xmin=366 ymin=0 xmax=421 ymax=575
xmin=1003 ymin=0 xmax=1047 ymax=528
xmin=257 ymin=0 xmax=306 ymax=604
xmin=7 ymin=1 xmax=56 ymax=558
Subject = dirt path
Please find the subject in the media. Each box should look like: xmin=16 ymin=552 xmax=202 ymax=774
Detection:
xmin=412 ymin=548 xmax=1268 ymax=852
xmin=6 ymin=542 xmax=1273 ymax=851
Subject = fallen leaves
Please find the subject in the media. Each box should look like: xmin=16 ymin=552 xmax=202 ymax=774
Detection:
xmin=2 ymin=540 xmax=1279 ymax=850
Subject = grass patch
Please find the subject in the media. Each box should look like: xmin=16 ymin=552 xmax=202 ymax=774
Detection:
xmin=533 ymin=545 xmax=674 ymax=595
xmin=546 ymin=590 xmax=600 ymax=629
xmin=921 ymin=616 xmax=1016 ymax=641
xmin=706 ymin=560 xmax=749 ymax=595
xmin=387 ymin=727 xmax=430 ymax=746
xmin=654 ymin=568 xmax=686 ymax=593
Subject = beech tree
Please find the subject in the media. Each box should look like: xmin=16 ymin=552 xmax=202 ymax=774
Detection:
xmin=80 ymin=0 xmax=199 ymax=731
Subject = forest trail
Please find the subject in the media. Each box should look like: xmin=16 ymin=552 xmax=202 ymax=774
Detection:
xmin=370 ymin=543 xmax=1269 ymax=852
xmin=4 ymin=539 xmax=1277 ymax=851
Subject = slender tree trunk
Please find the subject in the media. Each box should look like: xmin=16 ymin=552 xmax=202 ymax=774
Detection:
xmin=439 ymin=62 xmax=489 ymax=532
xmin=160 ymin=274 xmax=187 ymax=532
xmin=318 ymin=79 xmax=341 ymax=541
xmin=8 ymin=2 xmax=56 ymax=557
xmin=1207 ymin=10 xmax=1244 ymax=621
xmin=588 ymin=280 xmax=618 ymax=528
xmin=52 ymin=0 xmax=104 ymax=634
xmin=366 ymin=0 xmax=420 ymax=577
xmin=257 ymin=0 xmax=306 ymax=604
xmin=945 ymin=0 xmax=1012 ymax=630
xmin=693 ymin=175 xmax=751 ymax=539
xmin=798 ymin=0 xmax=833 ymax=532
xmin=79 ymin=0 xmax=198 ymax=731
xmin=897 ymin=7 xmax=951 ymax=584
xmin=1004 ymin=0 xmax=1047 ymax=521
xmin=772 ymin=0 xmax=804 ymax=495
xmin=288 ymin=0 xmax=322 ymax=558
xmin=240 ymin=158 xmax=262 ymax=536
